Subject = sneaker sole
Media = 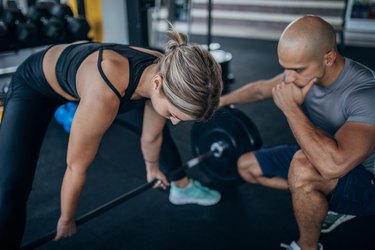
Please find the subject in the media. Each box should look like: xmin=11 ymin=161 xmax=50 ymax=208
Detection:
xmin=169 ymin=197 xmax=220 ymax=206
xmin=321 ymin=215 xmax=356 ymax=233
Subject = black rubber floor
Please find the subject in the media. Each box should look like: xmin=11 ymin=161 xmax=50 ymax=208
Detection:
xmin=21 ymin=37 xmax=375 ymax=250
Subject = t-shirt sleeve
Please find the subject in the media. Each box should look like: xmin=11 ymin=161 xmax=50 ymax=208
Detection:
xmin=346 ymin=87 xmax=375 ymax=125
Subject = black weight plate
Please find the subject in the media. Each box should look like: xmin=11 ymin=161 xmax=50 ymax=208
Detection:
xmin=191 ymin=106 xmax=262 ymax=185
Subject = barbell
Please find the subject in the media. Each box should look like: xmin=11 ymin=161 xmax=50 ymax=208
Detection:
xmin=20 ymin=106 xmax=262 ymax=249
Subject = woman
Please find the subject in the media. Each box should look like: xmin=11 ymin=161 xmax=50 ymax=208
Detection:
xmin=0 ymin=26 xmax=223 ymax=248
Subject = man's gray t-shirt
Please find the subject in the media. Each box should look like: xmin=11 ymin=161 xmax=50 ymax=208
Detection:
xmin=304 ymin=58 xmax=375 ymax=174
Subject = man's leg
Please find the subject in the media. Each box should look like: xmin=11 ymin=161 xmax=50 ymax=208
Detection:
xmin=288 ymin=150 xmax=338 ymax=250
xmin=238 ymin=152 xmax=288 ymax=190
xmin=237 ymin=144 xmax=300 ymax=190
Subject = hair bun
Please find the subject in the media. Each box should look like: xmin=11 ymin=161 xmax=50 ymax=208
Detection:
xmin=166 ymin=24 xmax=188 ymax=53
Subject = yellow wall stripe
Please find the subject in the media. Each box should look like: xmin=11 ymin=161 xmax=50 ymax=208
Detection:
xmin=67 ymin=0 xmax=103 ymax=42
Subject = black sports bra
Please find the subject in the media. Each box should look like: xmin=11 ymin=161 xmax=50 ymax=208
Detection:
xmin=55 ymin=42 xmax=157 ymax=113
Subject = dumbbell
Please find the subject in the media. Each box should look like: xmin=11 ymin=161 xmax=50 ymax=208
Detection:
xmin=50 ymin=4 xmax=90 ymax=39
xmin=2 ymin=7 xmax=39 ymax=42
xmin=27 ymin=5 xmax=65 ymax=40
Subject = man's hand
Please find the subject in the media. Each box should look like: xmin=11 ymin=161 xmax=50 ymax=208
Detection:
xmin=146 ymin=162 xmax=169 ymax=189
xmin=219 ymin=96 xmax=227 ymax=108
xmin=54 ymin=217 xmax=77 ymax=240
xmin=272 ymin=77 xmax=317 ymax=113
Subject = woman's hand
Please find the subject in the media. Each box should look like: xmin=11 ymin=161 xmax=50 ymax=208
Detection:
xmin=54 ymin=217 xmax=77 ymax=240
xmin=145 ymin=162 xmax=169 ymax=189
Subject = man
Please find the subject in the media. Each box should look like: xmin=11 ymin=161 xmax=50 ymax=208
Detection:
xmin=221 ymin=15 xmax=375 ymax=250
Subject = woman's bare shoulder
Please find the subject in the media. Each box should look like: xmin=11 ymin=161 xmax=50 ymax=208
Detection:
xmin=77 ymin=50 xmax=129 ymax=99
xmin=97 ymin=50 xmax=130 ymax=97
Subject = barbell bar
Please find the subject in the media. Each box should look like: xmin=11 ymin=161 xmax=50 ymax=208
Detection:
xmin=20 ymin=180 xmax=156 ymax=250
xmin=20 ymin=145 xmax=225 ymax=249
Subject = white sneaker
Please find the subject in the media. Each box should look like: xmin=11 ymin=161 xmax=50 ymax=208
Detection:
xmin=280 ymin=241 xmax=323 ymax=250
xmin=169 ymin=179 xmax=221 ymax=206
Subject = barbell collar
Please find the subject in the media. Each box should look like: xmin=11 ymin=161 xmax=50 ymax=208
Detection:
xmin=210 ymin=141 xmax=228 ymax=158
xmin=182 ymin=140 xmax=229 ymax=169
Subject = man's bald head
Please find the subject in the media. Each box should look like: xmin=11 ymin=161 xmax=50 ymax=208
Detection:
xmin=278 ymin=15 xmax=337 ymax=60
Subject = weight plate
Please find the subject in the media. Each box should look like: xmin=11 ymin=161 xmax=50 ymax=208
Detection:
xmin=191 ymin=106 xmax=262 ymax=185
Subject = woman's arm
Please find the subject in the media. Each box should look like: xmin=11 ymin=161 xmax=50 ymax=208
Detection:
xmin=220 ymin=73 xmax=282 ymax=106
xmin=141 ymin=100 xmax=169 ymax=188
xmin=55 ymin=62 xmax=121 ymax=239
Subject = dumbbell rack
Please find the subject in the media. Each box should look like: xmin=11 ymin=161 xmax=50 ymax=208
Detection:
xmin=0 ymin=0 xmax=90 ymax=101
xmin=0 ymin=0 xmax=90 ymax=52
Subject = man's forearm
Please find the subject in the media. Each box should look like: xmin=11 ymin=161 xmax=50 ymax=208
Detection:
xmin=221 ymin=75 xmax=281 ymax=106
xmin=221 ymin=81 xmax=266 ymax=106
xmin=284 ymin=106 xmax=341 ymax=178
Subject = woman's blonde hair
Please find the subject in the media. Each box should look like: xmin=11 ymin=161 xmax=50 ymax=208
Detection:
xmin=157 ymin=25 xmax=223 ymax=121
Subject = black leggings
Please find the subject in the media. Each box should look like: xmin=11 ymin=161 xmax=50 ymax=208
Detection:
xmin=0 ymin=49 xmax=184 ymax=249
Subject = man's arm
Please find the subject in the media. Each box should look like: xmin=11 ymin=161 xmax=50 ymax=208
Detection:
xmin=220 ymin=73 xmax=282 ymax=106
xmin=273 ymin=80 xmax=375 ymax=179
xmin=285 ymin=106 xmax=375 ymax=179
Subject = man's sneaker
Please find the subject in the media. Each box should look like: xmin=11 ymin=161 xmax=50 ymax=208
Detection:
xmin=169 ymin=179 xmax=221 ymax=206
xmin=321 ymin=211 xmax=356 ymax=233
xmin=280 ymin=241 xmax=323 ymax=250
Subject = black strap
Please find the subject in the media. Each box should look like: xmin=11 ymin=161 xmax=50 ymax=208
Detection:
xmin=122 ymin=59 xmax=155 ymax=103
xmin=122 ymin=62 xmax=137 ymax=103
xmin=97 ymin=48 xmax=122 ymax=99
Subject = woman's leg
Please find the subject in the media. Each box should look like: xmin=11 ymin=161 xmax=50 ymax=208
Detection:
xmin=0 ymin=81 xmax=63 ymax=248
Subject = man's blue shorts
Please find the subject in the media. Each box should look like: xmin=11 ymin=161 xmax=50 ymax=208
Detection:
xmin=254 ymin=144 xmax=375 ymax=216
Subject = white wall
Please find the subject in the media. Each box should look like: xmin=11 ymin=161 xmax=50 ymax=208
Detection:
xmin=101 ymin=0 xmax=129 ymax=44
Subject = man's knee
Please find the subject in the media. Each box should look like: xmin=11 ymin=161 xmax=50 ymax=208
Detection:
xmin=288 ymin=150 xmax=327 ymax=193
xmin=237 ymin=152 xmax=263 ymax=184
